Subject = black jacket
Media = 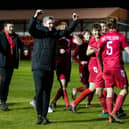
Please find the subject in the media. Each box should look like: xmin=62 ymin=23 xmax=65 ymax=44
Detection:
xmin=0 ymin=31 xmax=26 ymax=69
xmin=28 ymin=17 xmax=77 ymax=71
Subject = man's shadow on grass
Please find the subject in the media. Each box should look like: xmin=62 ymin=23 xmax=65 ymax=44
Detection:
xmin=7 ymin=102 xmax=34 ymax=111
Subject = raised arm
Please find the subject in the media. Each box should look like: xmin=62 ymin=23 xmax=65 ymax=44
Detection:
xmin=58 ymin=13 xmax=78 ymax=37
xmin=28 ymin=9 xmax=49 ymax=37
xmin=33 ymin=9 xmax=44 ymax=18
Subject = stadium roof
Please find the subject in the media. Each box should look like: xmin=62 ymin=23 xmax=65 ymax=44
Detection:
xmin=0 ymin=7 xmax=129 ymax=21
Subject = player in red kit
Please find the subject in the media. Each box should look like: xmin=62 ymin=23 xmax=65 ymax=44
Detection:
xmin=50 ymin=21 xmax=72 ymax=110
xmin=70 ymin=24 xmax=101 ymax=112
xmin=95 ymin=20 xmax=109 ymax=116
xmin=96 ymin=20 xmax=125 ymax=117
xmin=51 ymin=21 xmax=82 ymax=110
xmin=98 ymin=18 xmax=129 ymax=123
xmin=72 ymin=30 xmax=95 ymax=107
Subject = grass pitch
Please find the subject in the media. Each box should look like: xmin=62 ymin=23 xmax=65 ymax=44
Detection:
xmin=0 ymin=61 xmax=129 ymax=129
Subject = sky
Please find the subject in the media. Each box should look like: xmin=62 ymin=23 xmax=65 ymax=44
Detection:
xmin=1 ymin=0 xmax=129 ymax=10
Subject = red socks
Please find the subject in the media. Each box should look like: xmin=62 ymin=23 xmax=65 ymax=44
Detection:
xmin=98 ymin=96 xmax=107 ymax=112
xmin=106 ymin=97 xmax=113 ymax=115
xmin=63 ymin=89 xmax=69 ymax=107
xmin=52 ymin=88 xmax=70 ymax=107
xmin=88 ymin=91 xmax=94 ymax=104
xmin=74 ymin=88 xmax=92 ymax=105
xmin=112 ymin=95 xmax=124 ymax=115
xmin=76 ymin=86 xmax=85 ymax=92
xmin=103 ymin=90 xmax=107 ymax=97
xmin=52 ymin=88 xmax=62 ymax=103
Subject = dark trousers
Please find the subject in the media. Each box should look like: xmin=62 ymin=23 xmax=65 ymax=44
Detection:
xmin=33 ymin=70 xmax=54 ymax=118
xmin=0 ymin=67 xmax=14 ymax=102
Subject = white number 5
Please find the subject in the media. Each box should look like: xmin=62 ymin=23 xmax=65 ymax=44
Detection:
xmin=107 ymin=41 xmax=112 ymax=55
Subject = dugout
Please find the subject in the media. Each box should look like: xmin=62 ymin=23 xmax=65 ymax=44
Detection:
xmin=0 ymin=7 xmax=129 ymax=61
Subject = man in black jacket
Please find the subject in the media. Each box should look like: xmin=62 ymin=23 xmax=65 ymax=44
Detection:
xmin=28 ymin=9 xmax=78 ymax=124
xmin=0 ymin=21 xmax=28 ymax=111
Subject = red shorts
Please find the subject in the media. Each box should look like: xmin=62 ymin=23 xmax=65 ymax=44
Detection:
xmin=88 ymin=66 xmax=98 ymax=83
xmin=79 ymin=64 xmax=89 ymax=85
xmin=95 ymin=72 xmax=105 ymax=88
xmin=103 ymin=68 xmax=128 ymax=89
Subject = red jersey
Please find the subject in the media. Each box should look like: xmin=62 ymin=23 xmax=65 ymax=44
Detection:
xmin=94 ymin=40 xmax=102 ymax=73
xmin=99 ymin=30 xmax=129 ymax=69
xmin=88 ymin=37 xmax=98 ymax=70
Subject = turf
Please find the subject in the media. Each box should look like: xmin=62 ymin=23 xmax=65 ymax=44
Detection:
xmin=0 ymin=61 xmax=129 ymax=129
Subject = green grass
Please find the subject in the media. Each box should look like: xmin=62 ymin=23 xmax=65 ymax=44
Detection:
xmin=0 ymin=61 xmax=129 ymax=129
